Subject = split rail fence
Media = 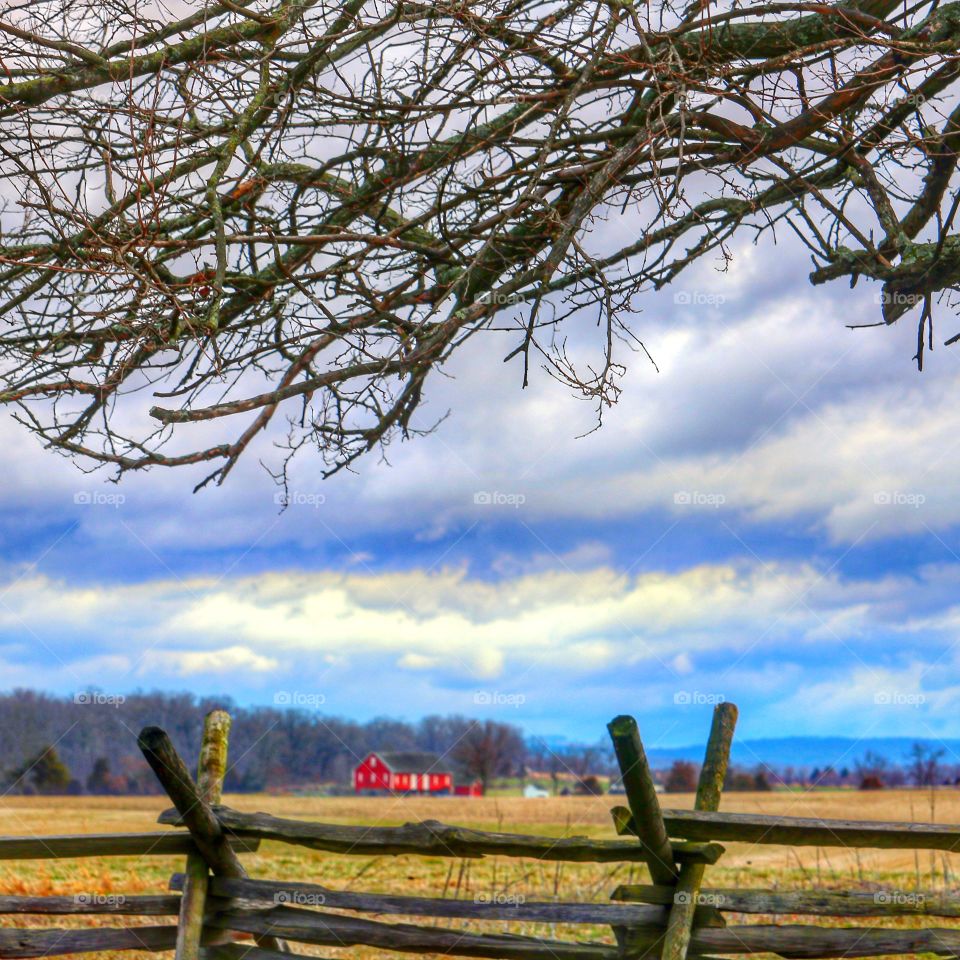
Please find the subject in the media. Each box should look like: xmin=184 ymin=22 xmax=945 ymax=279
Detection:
xmin=4 ymin=704 xmax=960 ymax=959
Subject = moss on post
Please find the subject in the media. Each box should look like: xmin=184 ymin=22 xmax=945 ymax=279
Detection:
xmin=176 ymin=710 xmax=233 ymax=960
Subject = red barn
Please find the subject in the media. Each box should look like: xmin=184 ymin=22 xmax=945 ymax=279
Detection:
xmin=354 ymin=752 xmax=483 ymax=796
xmin=454 ymin=779 xmax=483 ymax=797
xmin=354 ymin=751 xmax=453 ymax=794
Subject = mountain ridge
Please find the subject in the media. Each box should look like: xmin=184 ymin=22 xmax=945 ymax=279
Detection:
xmin=644 ymin=736 xmax=960 ymax=769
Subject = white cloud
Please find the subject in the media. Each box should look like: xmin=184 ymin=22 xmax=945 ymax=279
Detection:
xmin=0 ymin=227 xmax=952 ymax=553
xmin=2 ymin=556 xmax=959 ymax=736
xmin=0 ymin=562 xmax=931 ymax=670
xmin=140 ymin=645 xmax=280 ymax=676
xmin=671 ymin=652 xmax=693 ymax=675
xmin=397 ymin=652 xmax=439 ymax=671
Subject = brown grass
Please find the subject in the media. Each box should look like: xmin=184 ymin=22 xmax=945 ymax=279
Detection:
xmin=2 ymin=790 xmax=959 ymax=959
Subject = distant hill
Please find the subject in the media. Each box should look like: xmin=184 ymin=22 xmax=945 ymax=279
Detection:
xmin=645 ymin=737 xmax=960 ymax=770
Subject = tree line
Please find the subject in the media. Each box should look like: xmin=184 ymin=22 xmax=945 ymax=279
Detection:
xmin=0 ymin=689 xmax=602 ymax=795
xmin=661 ymin=743 xmax=958 ymax=794
xmin=3 ymin=689 xmax=955 ymax=796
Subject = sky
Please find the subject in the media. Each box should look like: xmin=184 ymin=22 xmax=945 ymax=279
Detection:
xmin=4 ymin=225 xmax=960 ymax=751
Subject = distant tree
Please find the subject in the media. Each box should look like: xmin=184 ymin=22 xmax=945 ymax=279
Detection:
xmin=90 ymin=762 xmax=129 ymax=795
xmin=366 ymin=717 xmax=419 ymax=753
xmin=118 ymin=755 xmax=162 ymax=794
xmin=908 ymin=743 xmax=945 ymax=787
xmin=725 ymin=768 xmax=758 ymax=792
xmin=664 ymin=761 xmax=698 ymax=793
xmin=525 ymin=736 xmax=567 ymax=795
xmin=418 ymin=715 xmax=475 ymax=759
xmin=9 ymin=746 xmax=73 ymax=795
xmin=455 ymin=720 xmax=526 ymax=790
xmin=855 ymin=751 xmax=889 ymax=790
xmin=229 ymin=756 xmax=269 ymax=792
xmin=543 ymin=746 xmax=571 ymax=796
xmin=753 ymin=768 xmax=773 ymax=791
xmin=886 ymin=766 xmax=907 ymax=787
xmin=815 ymin=765 xmax=841 ymax=787
xmin=576 ymin=775 xmax=604 ymax=796
xmin=562 ymin=744 xmax=602 ymax=779
xmin=32 ymin=746 xmax=73 ymax=794
xmin=86 ymin=757 xmax=113 ymax=794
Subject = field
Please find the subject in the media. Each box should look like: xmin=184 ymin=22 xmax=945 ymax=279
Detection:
xmin=3 ymin=790 xmax=960 ymax=958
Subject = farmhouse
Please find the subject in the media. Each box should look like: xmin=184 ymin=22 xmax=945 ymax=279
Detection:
xmin=354 ymin=751 xmax=482 ymax=795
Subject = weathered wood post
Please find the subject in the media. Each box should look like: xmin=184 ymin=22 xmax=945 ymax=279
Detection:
xmin=607 ymin=714 xmax=678 ymax=960
xmin=607 ymin=715 xmax=677 ymax=887
xmin=657 ymin=701 xmax=737 ymax=960
xmin=138 ymin=722 xmax=287 ymax=953
xmin=176 ymin=710 xmax=231 ymax=960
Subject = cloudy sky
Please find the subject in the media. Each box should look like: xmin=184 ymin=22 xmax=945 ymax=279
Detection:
xmin=4 ymin=226 xmax=960 ymax=749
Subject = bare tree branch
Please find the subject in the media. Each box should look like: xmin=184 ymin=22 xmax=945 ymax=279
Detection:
xmin=1 ymin=0 xmax=959 ymax=485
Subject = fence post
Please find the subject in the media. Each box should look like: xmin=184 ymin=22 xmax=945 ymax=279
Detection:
xmin=658 ymin=702 xmax=738 ymax=960
xmin=139 ymin=723 xmax=287 ymax=953
xmin=176 ymin=710 xmax=231 ymax=960
xmin=608 ymin=715 xmax=677 ymax=886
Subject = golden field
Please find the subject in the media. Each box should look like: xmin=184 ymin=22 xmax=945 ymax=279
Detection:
xmin=3 ymin=790 xmax=960 ymax=959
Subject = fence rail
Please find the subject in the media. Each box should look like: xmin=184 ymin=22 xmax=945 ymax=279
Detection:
xmin=156 ymin=806 xmax=724 ymax=864
xmin=0 ymin=895 xmax=181 ymax=916
xmin=3 ymin=703 xmax=960 ymax=960
xmin=612 ymin=884 xmax=960 ymax=918
xmin=174 ymin=875 xmax=673 ymax=925
xmin=656 ymin=808 xmax=960 ymax=851
xmin=0 ymin=833 xmax=258 ymax=860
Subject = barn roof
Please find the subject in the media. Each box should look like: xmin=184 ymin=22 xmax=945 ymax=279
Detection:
xmin=376 ymin=751 xmax=448 ymax=774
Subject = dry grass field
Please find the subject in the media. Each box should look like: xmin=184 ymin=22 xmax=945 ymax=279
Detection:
xmin=3 ymin=790 xmax=960 ymax=959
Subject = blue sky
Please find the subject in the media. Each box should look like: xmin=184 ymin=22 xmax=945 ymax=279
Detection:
xmin=4 ymin=229 xmax=960 ymax=750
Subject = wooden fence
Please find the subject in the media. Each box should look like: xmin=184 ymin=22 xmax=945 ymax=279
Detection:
xmin=3 ymin=703 xmax=960 ymax=959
